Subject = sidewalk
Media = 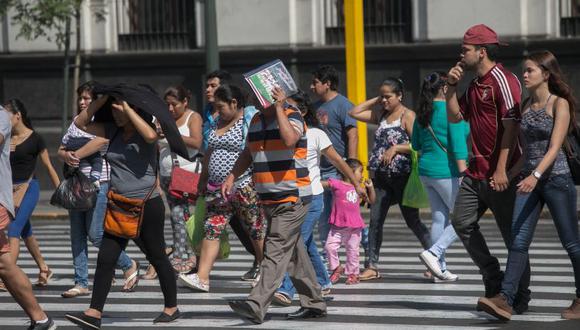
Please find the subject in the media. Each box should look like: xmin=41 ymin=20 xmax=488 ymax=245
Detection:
xmin=33 ymin=188 xmax=580 ymax=220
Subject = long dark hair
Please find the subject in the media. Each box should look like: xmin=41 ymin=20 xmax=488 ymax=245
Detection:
xmin=525 ymin=50 xmax=577 ymax=132
xmin=289 ymin=90 xmax=319 ymax=128
xmin=214 ymin=84 xmax=247 ymax=109
xmin=4 ymin=99 xmax=33 ymax=129
xmin=416 ymin=71 xmax=448 ymax=127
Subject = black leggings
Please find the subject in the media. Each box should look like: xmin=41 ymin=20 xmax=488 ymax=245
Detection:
xmin=90 ymin=196 xmax=177 ymax=312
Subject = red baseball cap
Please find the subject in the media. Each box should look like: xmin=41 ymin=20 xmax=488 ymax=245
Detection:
xmin=463 ymin=24 xmax=508 ymax=46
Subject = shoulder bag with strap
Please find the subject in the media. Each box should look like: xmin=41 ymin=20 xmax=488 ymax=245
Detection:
xmin=168 ymin=111 xmax=202 ymax=202
xmin=103 ymin=129 xmax=159 ymax=239
xmin=426 ymin=124 xmax=449 ymax=154
xmin=168 ymin=152 xmax=202 ymax=203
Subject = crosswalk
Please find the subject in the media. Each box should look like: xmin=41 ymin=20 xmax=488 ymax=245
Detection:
xmin=1 ymin=216 xmax=580 ymax=329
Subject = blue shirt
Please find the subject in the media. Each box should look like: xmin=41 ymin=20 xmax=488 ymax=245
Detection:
xmin=202 ymin=103 xmax=217 ymax=152
xmin=411 ymin=101 xmax=470 ymax=178
xmin=313 ymin=94 xmax=356 ymax=174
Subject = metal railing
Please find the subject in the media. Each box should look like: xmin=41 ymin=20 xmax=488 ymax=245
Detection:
xmin=324 ymin=0 xmax=412 ymax=45
xmin=115 ymin=0 xmax=196 ymax=51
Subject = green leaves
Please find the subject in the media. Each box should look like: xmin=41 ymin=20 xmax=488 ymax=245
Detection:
xmin=0 ymin=0 xmax=82 ymax=49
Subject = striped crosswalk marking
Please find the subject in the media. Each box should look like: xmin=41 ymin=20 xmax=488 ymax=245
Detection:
xmin=0 ymin=217 xmax=578 ymax=329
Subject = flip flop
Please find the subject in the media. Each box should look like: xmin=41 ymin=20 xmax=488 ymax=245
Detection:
xmin=359 ymin=268 xmax=381 ymax=281
xmin=122 ymin=261 xmax=140 ymax=292
xmin=35 ymin=268 xmax=53 ymax=287
xmin=62 ymin=286 xmax=91 ymax=298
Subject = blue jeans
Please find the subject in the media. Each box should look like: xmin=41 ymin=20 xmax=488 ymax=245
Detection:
xmin=278 ymin=194 xmax=331 ymax=298
xmin=318 ymin=170 xmax=339 ymax=258
xmin=69 ymin=182 xmax=133 ymax=288
xmin=501 ymin=174 xmax=580 ymax=304
xmin=420 ymin=176 xmax=460 ymax=271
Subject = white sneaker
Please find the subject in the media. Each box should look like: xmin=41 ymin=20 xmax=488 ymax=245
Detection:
xmin=178 ymin=273 xmax=209 ymax=292
xmin=419 ymin=250 xmax=444 ymax=279
xmin=433 ymin=270 xmax=459 ymax=283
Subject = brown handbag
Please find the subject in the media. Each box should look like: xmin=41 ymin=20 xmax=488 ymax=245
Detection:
xmin=103 ymin=129 xmax=158 ymax=239
xmin=103 ymin=182 xmax=156 ymax=239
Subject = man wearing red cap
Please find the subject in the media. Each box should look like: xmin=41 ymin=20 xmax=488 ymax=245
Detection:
xmin=443 ymin=24 xmax=531 ymax=314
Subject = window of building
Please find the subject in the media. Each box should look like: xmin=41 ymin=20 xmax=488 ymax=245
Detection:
xmin=561 ymin=0 xmax=580 ymax=37
xmin=115 ymin=0 xmax=196 ymax=51
xmin=324 ymin=0 xmax=412 ymax=45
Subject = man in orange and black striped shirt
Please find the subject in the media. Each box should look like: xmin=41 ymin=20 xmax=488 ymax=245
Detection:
xmin=223 ymin=88 xmax=326 ymax=324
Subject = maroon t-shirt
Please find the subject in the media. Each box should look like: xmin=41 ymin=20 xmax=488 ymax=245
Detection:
xmin=459 ymin=63 xmax=522 ymax=180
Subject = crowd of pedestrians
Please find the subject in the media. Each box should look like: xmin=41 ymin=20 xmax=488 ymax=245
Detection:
xmin=0 ymin=23 xmax=579 ymax=329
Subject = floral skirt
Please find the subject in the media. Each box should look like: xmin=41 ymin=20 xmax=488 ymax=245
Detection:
xmin=204 ymin=184 xmax=266 ymax=241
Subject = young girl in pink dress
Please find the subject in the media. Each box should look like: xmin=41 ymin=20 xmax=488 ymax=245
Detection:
xmin=324 ymin=159 xmax=376 ymax=285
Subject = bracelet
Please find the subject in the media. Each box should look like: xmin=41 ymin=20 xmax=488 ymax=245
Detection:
xmin=447 ymin=81 xmax=458 ymax=87
xmin=458 ymin=171 xmax=466 ymax=178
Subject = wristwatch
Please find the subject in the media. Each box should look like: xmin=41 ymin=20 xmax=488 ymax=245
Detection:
xmin=532 ymin=170 xmax=542 ymax=179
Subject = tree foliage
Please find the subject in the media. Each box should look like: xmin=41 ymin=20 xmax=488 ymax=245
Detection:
xmin=0 ymin=0 xmax=90 ymax=49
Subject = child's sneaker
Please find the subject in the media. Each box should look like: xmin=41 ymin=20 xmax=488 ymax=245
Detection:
xmin=345 ymin=274 xmax=360 ymax=285
xmin=329 ymin=265 xmax=344 ymax=284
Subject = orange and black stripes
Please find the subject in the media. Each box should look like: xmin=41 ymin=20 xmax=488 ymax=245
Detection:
xmin=247 ymin=108 xmax=312 ymax=204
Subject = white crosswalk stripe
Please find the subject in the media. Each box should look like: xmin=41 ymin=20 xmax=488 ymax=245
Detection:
xmin=1 ymin=218 xmax=578 ymax=329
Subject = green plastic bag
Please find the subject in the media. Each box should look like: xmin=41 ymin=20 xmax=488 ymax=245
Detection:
xmin=185 ymin=197 xmax=230 ymax=259
xmin=402 ymin=148 xmax=430 ymax=209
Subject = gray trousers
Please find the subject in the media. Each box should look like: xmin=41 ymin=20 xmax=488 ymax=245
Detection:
xmin=247 ymin=200 xmax=326 ymax=322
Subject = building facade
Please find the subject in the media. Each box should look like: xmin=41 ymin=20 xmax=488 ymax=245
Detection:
xmin=1 ymin=0 xmax=579 ymax=188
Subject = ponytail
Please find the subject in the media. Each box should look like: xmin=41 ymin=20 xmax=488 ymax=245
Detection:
xmin=416 ymin=72 xmax=447 ymax=128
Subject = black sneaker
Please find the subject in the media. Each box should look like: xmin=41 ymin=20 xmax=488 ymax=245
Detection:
xmin=241 ymin=263 xmax=261 ymax=281
xmin=65 ymin=311 xmax=101 ymax=329
xmin=28 ymin=317 xmax=56 ymax=330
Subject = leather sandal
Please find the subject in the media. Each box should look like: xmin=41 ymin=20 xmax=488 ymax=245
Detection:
xmin=359 ymin=268 xmax=381 ymax=281
xmin=141 ymin=264 xmax=158 ymax=280
xmin=35 ymin=268 xmax=53 ymax=287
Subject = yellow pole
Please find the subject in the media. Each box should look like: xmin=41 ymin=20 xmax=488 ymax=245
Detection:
xmin=344 ymin=0 xmax=368 ymax=178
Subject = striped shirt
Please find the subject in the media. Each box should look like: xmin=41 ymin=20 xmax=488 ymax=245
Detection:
xmin=247 ymin=107 xmax=311 ymax=204
xmin=458 ymin=63 xmax=522 ymax=180
xmin=62 ymin=121 xmax=110 ymax=182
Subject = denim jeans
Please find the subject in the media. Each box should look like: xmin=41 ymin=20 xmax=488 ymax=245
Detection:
xmin=278 ymin=194 xmax=331 ymax=298
xmin=69 ymin=182 xmax=133 ymax=288
xmin=452 ymin=176 xmax=531 ymax=301
xmin=366 ymin=172 xmax=431 ymax=269
xmin=318 ymin=170 xmax=339 ymax=258
xmin=501 ymin=174 xmax=580 ymax=304
xmin=420 ymin=176 xmax=460 ymax=271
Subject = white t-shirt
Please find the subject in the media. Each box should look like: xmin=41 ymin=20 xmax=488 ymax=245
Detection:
xmin=307 ymin=127 xmax=332 ymax=195
xmin=158 ymin=112 xmax=199 ymax=177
